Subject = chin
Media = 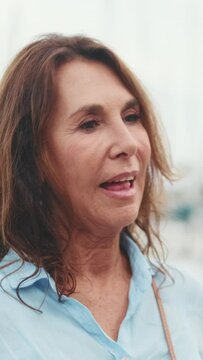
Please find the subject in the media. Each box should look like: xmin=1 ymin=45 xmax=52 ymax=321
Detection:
xmin=104 ymin=206 xmax=139 ymax=233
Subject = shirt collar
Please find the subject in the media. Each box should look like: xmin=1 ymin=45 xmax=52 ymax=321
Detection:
xmin=120 ymin=231 xmax=153 ymax=292
xmin=0 ymin=249 xmax=48 ymax=289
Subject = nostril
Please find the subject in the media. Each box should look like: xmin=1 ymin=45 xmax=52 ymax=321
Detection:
xmin=116 ymin=151 xmax=128 ymax=158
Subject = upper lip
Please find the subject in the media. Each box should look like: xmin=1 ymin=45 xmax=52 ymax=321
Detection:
xmin=100 ymin=171 xmax=138 ymax=184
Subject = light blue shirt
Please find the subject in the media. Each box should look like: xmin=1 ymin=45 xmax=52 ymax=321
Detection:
xmin=0 ymin=233 xmax=202 ymax=359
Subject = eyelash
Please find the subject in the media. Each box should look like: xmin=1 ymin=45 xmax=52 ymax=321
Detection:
xmin=79 ymin=119 xmax=100 ymax=130
xmin=79 ymin=111 xmax=141 ymax=131
xmin=124 ymin=113 xmax=140 ymax=123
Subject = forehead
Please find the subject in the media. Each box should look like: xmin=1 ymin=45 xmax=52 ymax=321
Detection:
xmin=54 ymin=59 xmax=136 ymax=114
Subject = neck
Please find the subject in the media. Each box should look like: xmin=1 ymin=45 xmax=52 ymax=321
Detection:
xmin=59 ymin=229 xmax=131 ymax=292
xmin=60 ymin=229 xmax=132 ymax=339
xmin=65 ymin=231 xmax=122 ymax=273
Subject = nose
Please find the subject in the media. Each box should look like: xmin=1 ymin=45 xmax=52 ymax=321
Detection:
xmin=108 ymin=120 xmax=137 ymax=159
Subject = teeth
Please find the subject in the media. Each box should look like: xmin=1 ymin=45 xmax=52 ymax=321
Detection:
xmin=111 ymin=176 xmax=135 ymax=183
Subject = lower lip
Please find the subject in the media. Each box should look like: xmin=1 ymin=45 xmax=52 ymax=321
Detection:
xmin=100 ymin=182 xmax=136 ymax=199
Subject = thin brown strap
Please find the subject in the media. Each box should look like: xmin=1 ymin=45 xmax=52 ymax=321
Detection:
xmin=152 ymin=279 xmax=177 ymax=360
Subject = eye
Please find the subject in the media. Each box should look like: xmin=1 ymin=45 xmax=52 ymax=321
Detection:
xmin=79 ymin=119 xmax=100 ymax=130
xmin=124 ymin=112 xmax=140 ymax=123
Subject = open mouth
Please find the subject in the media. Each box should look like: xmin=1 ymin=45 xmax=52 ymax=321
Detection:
xmin=100 ymin=176 xmax=135 ymax=191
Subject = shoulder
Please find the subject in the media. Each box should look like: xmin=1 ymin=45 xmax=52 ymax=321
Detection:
xmin=156 ymin=266 xmax=203 ymax=307
xmin=153 ymin=266 xmax=203 ymax=356
xmin=154 ymin=265 xmax=203 ymax=339
xmin=0 ymin=250 xmax=50 ymax=313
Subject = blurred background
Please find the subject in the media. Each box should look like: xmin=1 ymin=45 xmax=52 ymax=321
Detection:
xmin=0 ymin=0 xmax=202 ymax=283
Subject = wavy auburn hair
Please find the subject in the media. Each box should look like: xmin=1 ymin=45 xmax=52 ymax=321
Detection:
xmin=0 ymin=34 xmax=173 ymax=301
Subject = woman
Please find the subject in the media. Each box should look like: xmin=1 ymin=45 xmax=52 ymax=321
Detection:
xmin=0 ymin=34 xmax=202 ymax=360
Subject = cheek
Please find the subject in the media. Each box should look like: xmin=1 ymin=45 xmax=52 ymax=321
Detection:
xmin=49 ymin=139 xmax=79 ymax=172
xmin=137 ymin=130 xmax=151 ymax=169
xmin=59 ymin=143 xmax=99 ymax=189
xmin=68 ymin=135 xmax=103 ymax=166
xmin=144 ymin=137 xmax=151 ymax=165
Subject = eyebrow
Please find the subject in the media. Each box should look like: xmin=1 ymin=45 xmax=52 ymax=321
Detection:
xmin=122 ymin=98 xmax=139 ymax=112
xmin=69 ymin=97 xmax=139 ymax=119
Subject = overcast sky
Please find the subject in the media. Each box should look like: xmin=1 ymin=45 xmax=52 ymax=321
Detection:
xmin=0 ymin=0 xmax=203 ymax=185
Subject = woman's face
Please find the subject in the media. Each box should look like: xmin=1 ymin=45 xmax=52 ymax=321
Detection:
xmin=46 ymin=59 xmax=151 ymax=235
